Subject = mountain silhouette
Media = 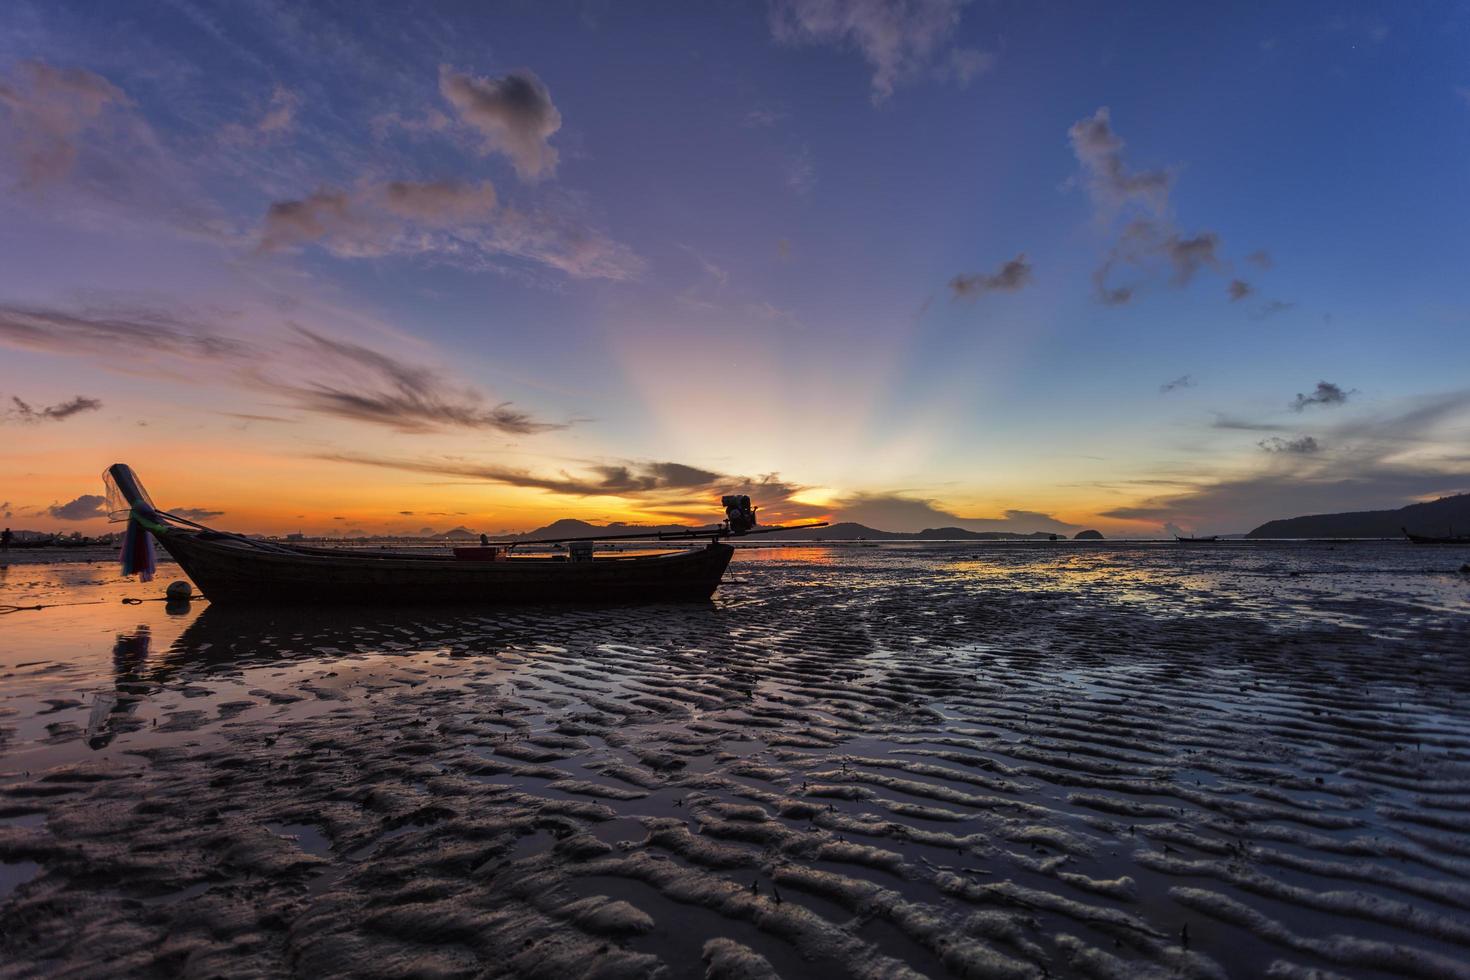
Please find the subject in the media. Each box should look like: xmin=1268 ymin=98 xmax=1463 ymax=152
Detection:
xmin=512 ymin=519 xmax=1064 ymax=542
xmin=1247 ymin=492 xmax=1470 ymax=538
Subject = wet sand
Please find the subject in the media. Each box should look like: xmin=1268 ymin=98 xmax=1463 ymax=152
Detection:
xmin=2 ymin=542 xmax=1469 ymax=978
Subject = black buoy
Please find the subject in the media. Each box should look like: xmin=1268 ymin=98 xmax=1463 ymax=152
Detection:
xmin=164 ymin=580 xmax=193 ymax=615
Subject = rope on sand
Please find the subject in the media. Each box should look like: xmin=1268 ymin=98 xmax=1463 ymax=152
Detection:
xmin=0 ymin=595 xmax=205 ymax=615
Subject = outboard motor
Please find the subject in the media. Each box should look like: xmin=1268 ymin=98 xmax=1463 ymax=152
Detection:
xmin=722 ymin=494 xmax=757 ymax=535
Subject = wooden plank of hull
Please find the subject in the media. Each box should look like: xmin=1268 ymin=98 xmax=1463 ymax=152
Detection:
xmin=155 ymin=532 xmax=735 ymax=604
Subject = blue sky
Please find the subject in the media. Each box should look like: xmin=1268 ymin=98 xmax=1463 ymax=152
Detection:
xmin=3 ymin=0 xmax=1469 ymax=535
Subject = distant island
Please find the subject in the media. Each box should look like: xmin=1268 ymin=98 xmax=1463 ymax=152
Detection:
xmin=1073 ymin=529 xmax=1104 ymax=540
xmin=513 ymin=518 xmax=1068 ymax=542
xmin=1247 ymin=492 xmax=1470 ymax=539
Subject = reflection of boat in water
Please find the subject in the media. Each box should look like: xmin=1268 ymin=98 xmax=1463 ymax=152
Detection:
xmin=106 ymin=464 xmax=825 ymax=605
xmin=1174 ymin=535 xmax=1219 ymax=544
xmin=154 ymin=593 xmax=728 ymax=677
xmin=169 ymin=602 xmax=539 ymax=665
xmin=1403 ymin=526 xmax=1470 ymax=544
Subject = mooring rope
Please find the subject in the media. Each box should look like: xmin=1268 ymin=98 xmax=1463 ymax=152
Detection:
xmin=0 ymin=596 xmax=205 ymax=615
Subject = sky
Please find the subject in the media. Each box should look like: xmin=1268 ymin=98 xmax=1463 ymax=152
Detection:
xmin=3 ymin=0 xmax=1469 ymax=538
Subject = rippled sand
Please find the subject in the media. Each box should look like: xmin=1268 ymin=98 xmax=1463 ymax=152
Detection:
xmin=2 ymin=542 xmax=1468 ymax=978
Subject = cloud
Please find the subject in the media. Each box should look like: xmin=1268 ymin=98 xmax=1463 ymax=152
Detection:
xmin=769 ymin=0 xmax=970 ymax=103
xmin=0 ymin=61 xmax=234 ymax=241
xmin=1259 ymin=436 xmax=1320 ymax=454
xmin=221 ymin=85 xmax=300 ymax=145
xmin=2 ymin=501 xmax=11 ymax=519
xmin=1291 ymin=380 xmax=1352 ymax=412
xmin=1067 ymin=107 xmax=1172 ymax=217
xmin=255 ymin=180 xmax=637 ymax=279
xmin=1103 ymin=391 xmax=1470 ymax=531
xmin=370 ymin=108 xmax=454 ymax=141
xmin=258 ymin=189 xmax=359 ymax=252
xmin=1164 ymin=232 xmax=1220 ymax=284
xmin=948 ymin=254 xmax=1032 ymax=300
xmin=48 ymin=494 xmax=107 ymax=521
xmin=475 ymin=203 xmax=644 ymax=281
xmin=381 ymin=179 xmax=498 ymax=223
xmin=1245 ymin=249 xmax=1273 ymax=269
xmin=438 ymin=66 xmax=561 ymax=180
xmin=1092 ymin=220 xmax=1222 ymax=303
xmin=220 ymin=412 xmax=298 ymax=424
xmin=1211 ymin=414 xmax=1287 ymax=432
xmin=319 ymin=452 xmax=820 ymax=521
xmin=681 ymin=245 xmax=730 ymax=288
xmin=1092 ymin=272 xmax=1132 ymax=307
xmin=1228 ymin=279 xmax=1252 ymax=301
xmin=0 ymin=303 xmax=564 ymax=436
xmin=281 ymin=326 xmax=565 ymax=434
xmin=833 ymin=492 xmax=1078 ymax=534
xmin=0 ymin=60 xmax=130 ymax=189
xmin=1160 ymin=375 xmax=1194 ymax=394
xmin=256 ymin=86 xmax=300 ymax=134
xmin=0 ymin=305 xmax=252 ymax=363
xmin=258 ymin=180 xmax=497 ymax=254
xmin=6 ymin=394 xmax=102 ymax=422
xmin=170 ymin=507 xmax=225 ymax=521
xmin=324 ymin=453 xmax=718 ymax=497
xmin=1069 ymin=110 xmax=1240 ymax=305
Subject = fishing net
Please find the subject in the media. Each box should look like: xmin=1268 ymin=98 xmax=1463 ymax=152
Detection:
xmin=103 ymin=466 xmax=155 ymax=523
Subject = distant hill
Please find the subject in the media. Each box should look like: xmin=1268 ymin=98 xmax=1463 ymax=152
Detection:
xmin=1073 ymin=529 xmax=1104 ymax=540
xmin=508 ymin=518 xmax=1066 ymax=542
xmin=1247 ymin=492 xmax=1470 ymax=539
xmin=911 ymin=526 xmax=1063 ymax=541
xmin=441 ymin=526 xmax=479 ymax=540
xmin=514 ymin=518 xmax=718 ymax=541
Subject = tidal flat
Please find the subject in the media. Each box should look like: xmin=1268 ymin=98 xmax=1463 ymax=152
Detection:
xmin=2 ymin=542 xmax=1469 ymax=979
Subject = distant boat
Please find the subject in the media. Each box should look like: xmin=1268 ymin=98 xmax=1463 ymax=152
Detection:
xmin=1403 ymin=526 xmax=1470 ymax=544
xmin=1174 ymin=535 xmax=1219 ymax=543
xmin=104 ymin=464 xmax=826 ymax=605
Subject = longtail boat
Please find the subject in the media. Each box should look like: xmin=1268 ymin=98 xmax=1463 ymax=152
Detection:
xmin=1174 ymin=535 xmax=1219 ymax=543
xmin=104 ymin=464 xmax=826 ymax=605
xmin=1402 ymin=526 xmax=1470 ymax=545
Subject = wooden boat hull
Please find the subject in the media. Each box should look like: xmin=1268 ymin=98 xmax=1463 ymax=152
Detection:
xmin=1404 ymin=533 xmax=1470 ymax=545
xmin=155 ymin=531 xmax=735 ymax=605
